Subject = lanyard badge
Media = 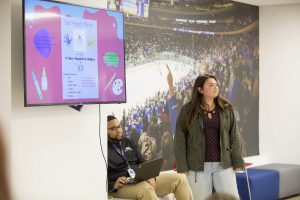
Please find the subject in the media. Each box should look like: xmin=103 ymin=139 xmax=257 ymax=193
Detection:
xmin=112 ymin=143 xmax=135 ymax=178
xmin=127 ymin=167 xmax=136 ymax=178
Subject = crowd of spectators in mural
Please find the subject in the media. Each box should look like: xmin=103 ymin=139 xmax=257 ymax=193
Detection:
xmin=151 ymin=0 xmax=233 ymax=12
xmin=114 ymin=4 xmax=259 ymax=169
xmin=126 ymin=14 xmax=258 ymax=33
xmin=125 ymin=2 xmax=258 ymax=33
xmin=125 ymin=25 xmax=258 ymax=68
xmin=118 ymin=64 xmax=195 ymax=170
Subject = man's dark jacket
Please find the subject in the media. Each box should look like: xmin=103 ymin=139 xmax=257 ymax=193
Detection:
xmin=108 ymin=137 xmax=145 ymax=192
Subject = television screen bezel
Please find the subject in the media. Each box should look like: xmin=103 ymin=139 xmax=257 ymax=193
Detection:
xmin=23 ymin=0 xmax=126 ymax=107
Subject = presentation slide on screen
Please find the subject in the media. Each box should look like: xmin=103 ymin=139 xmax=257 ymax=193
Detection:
xmin=24 ymin=0 xmax=125 ymax=105
xmin=61 ymin=17 xmax=99 ymax=100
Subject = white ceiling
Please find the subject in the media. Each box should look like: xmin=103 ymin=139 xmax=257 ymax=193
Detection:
xmin=233 ymin=0 xmax=300 ymax=6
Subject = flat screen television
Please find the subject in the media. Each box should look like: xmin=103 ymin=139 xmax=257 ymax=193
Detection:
xmin=23 ymin=0 xmax=126 ymax=106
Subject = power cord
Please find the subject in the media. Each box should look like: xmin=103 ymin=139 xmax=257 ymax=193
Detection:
xmin=98 ymin=104 xmax=108 ymax=192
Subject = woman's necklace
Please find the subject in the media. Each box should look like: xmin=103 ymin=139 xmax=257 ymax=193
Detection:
xmin=206 ymin=108 xmax=215 ymax=114
xmin=201 ymin=102 xmax=216 ymax=119
xmin=206 ymin=106 xmax=216 ymax=119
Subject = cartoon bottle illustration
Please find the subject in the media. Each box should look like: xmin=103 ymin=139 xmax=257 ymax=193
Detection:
xmin=41 ymin=67 xmax=48 ymax=91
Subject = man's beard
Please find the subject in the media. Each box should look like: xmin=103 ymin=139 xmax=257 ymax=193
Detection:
xmin=108 ymin=135 xmax=122 ymax=143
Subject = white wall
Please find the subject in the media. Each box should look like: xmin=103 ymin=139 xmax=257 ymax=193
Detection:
xmin=0 ymin=0 xmax=11 ymax=145
xmin=245 ymin=4 xmax=300 ymax=165
xmin=0 ymin=0 xmax=12 ymax=196
xmin=3 ymin=1 xmax=300 ymax=200
xmin=9 ymin=0 xmax=108 ymax=200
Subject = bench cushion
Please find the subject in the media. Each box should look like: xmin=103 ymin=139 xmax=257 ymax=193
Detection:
xmin=236 ymin=169 xmax=279 ymax=200
xmin=253 ymin=163 xmax=300 ymax=198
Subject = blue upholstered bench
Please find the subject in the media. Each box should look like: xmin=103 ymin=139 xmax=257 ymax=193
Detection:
xmin=253 ymin=164 xmax=300 ymax=199
xmin=236 ymin=168 xmax=279 ymax=200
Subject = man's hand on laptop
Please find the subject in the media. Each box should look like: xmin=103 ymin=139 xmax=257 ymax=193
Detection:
xmin=114 ymin=176 xmax=127 ymax=189
xmin=146 ymin=178 xmax=156 ymax=188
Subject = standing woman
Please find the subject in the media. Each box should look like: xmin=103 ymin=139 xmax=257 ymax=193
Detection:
xmin=174 ymin=74 xmax=244 ymax=200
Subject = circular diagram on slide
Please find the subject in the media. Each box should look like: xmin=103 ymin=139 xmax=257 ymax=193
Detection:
xmin=112 ymin=79 xmax=123 ymax=95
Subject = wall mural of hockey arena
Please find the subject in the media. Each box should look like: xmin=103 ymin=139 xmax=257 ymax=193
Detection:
xmin=105 ymin=0 xmax=259 ymax=170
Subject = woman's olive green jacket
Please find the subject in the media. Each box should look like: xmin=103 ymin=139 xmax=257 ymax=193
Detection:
xmin=174 ymin=103 xmax=245 ymax=173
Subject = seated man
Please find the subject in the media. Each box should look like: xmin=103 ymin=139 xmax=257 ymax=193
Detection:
xmin=107 ymin=115 xmax=193 ymax=200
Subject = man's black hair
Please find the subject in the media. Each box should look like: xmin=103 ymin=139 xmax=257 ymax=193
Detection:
xmin=107 ymin=115 xmax=117 ymax=122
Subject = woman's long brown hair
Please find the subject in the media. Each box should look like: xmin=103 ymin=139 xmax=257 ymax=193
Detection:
xmin=187 ymin=74 xmax=232 ymax=126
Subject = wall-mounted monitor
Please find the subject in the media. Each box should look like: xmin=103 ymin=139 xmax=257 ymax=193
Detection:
xmin=23 ymin=0 xmax=126 ymax=106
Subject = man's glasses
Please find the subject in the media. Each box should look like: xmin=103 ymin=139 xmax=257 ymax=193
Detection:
xmin=107 ymin=124 xmax=122 ymax=131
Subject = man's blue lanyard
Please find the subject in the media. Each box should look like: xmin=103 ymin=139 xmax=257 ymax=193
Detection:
xmin=112 ymin=144 xmax=125 ymax=157
xmin=112 ymin=143 xmax=131 ymax=168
